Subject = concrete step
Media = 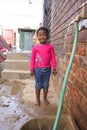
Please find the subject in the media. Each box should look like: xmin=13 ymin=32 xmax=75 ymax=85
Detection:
xmin=1 ymin=70 xmax=33 ymax=79
xmin=1 ymin=51 xmax=32 ymax=79
xmin=6 ymin=51 xmax=31 ymax=60
xmin=4 ymin=60 xmax=29 ymax=70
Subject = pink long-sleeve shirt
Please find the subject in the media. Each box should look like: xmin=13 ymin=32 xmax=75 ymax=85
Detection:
xmin=30 ymin=43 xmax=57 ymax=71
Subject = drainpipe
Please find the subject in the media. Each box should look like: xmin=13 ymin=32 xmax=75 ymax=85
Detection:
xmin=53 ymin=2 xmax=87 ymax=130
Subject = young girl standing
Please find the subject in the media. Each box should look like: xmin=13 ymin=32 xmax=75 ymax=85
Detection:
xmin=30 ymin=27 xmax=57 ymax=106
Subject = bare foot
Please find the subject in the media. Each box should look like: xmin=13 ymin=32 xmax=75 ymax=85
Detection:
xmin=35 ymin=100 xmax=40 ymax=106
xmin=43 ymin=100 xmax=49 ymax=105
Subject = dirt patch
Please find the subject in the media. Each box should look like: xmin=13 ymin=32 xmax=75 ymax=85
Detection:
xmin=0 ymin=79 xmax=57 ymax=130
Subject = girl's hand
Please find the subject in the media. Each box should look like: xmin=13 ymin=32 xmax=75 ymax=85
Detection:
xmin=30 ymin=71 xmax=34 ymax=76
xmin=52 ymin=69 xmax=57 ymax=76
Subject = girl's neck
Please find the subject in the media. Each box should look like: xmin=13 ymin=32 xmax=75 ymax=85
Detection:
xmin=40 ymin=42 xmax=47 ymax=44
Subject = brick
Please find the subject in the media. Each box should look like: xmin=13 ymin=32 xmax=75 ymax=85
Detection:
xmin=66 ymin=86 xmax=87 ymax=130
xmin=80 ymin=56 xmax=87 ymax=69
xmin=71 ymin=86 xmax=83 ymax=105
xmin=69 ymin=72 xmax=87 ymax=96
xmin=77 ymin=102 xmax=87 ymax=118
xmin=73 ymin=55 xmax=87 ymax=69
xmin=74 ymin=108 xmax=87 ymax=130
xmin=76 ymin=44 xmax=86 ymax=55
xmin=86 ymin=44 xmax=87 ymax=55
xmin=78 ymin=30 xmax=87 ymax=43
xmin=73 ymin=55 xmax=80 ymax=65
xmin=72 ymin=64 xmax=87 ymax=82
xmin=64 ymin=34 xmax=74 ymax=44
xmin=76 ymin=105 xmax=87 ymax=130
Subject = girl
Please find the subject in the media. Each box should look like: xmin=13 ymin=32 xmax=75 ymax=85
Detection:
xmin=30 ymin=27 xmax=57 ymax=106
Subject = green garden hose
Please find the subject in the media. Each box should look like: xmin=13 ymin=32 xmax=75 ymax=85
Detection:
xmin=53 ymin=22 xmax=79 ymax=130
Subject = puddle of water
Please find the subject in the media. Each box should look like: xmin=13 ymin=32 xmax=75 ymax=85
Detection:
xmin=20 ymin=116 xmax=55 ymax=130
xmin=0 ymin=96 xmax=20 ymax=122
xmin=20 ymin=115 xmax=79 ymax=130
xmin=0 ymin=80 xmax=35 ymax=130
xmin=0 ymin=125 xmax=8 ymax=130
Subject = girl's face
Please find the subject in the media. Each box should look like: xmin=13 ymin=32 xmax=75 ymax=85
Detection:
xmin=37 ymin=30 xmax=48 ymax=44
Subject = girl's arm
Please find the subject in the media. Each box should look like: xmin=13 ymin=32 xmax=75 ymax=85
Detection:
xmin=50 ymin=45 xmax=57 ymax=70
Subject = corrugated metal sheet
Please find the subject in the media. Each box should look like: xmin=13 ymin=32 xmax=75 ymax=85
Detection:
xmin=18 ymin=28 xmax=35 ymax=51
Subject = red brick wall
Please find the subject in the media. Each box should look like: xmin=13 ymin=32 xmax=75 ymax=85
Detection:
xmin=44 ymin=0 xmax=87 ymax=130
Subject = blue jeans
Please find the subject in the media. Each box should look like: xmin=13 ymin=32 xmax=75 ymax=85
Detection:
xmin=34 ymin=68 xmax=51 ymax=90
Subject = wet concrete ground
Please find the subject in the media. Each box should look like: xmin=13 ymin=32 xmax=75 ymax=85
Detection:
xmin=0 ymin=79 xmax=58 ymax=130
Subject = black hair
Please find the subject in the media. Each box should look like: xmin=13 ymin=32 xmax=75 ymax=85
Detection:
xmin=36 ymin=27 xmax=49 ymax=36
